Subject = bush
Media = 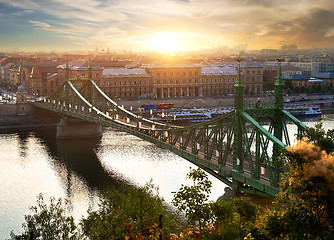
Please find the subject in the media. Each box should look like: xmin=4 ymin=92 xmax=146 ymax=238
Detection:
xmin=10 ymin=193 xmax=80 ymax=240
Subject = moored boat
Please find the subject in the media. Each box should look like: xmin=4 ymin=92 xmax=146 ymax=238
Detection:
xmin=285 ymin=105 xmax=322 ymax=117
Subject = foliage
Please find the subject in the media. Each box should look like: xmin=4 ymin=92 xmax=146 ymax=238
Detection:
xmin=81 ymin=180 xmax=177 ymax=240
xmin=209 ymin=197 xmax=263 ymax=240
xmin=264 ymin=134 xmax=334 ymax=239
xmin=10 ymin=193 xmax=80 ymax=240
xmin=172 ymin=168 xmax=213 ymax=233
xmin=300 ymin=119 xmax=334 ymax=154
xmin=170 ymin=196 xmax=263 ymax=240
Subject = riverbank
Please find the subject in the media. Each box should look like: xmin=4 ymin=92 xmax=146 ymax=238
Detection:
xmin=0 ymin=103 xmax=60 ymax=129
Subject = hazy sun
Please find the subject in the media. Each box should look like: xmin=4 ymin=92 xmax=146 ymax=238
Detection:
xmin=148 ymin=32 xmax=183 ymax=53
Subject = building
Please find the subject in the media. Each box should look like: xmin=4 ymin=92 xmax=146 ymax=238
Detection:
xmin=98 ymin=63 xmax=264 ymax=99
xmin=146 ymin=65 xmax=202 ymax=98
xmin=57 ymin=61 xmax=103 ymax=84
xmin=241 ymin=61 xmax=263 ymax=95
xmin=311 ymin=73 xmax=334 ymax=87
xmin=100 ymin=68 xmax=151 ymax=98
xmin=201 ymin=66 xmax=237 ymax=96
xmin=281 ymin=73 xmax=309 ymax=88
xmin=27 ymin=65 xmax=43 ymax=96
xmin=46 ymin=73 xmax=58 ymax=95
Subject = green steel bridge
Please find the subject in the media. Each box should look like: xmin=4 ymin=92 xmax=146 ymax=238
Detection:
xmin=32 ymin=60 xmax=307 ymax=197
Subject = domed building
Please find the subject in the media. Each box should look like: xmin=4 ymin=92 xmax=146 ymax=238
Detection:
xmin=16 ymin=84 xmax=27 ymax=103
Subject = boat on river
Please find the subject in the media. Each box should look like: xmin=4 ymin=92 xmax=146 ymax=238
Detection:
xmin=150 ymin=109 xmax=212 ymax=123
xmin=150 ymin=108 xmax=232 ymax=124
xmin=285 ymin=105 xmax=322 ymax=117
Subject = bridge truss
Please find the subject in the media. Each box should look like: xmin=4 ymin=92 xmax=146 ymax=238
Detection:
xmin=33 ymin=60 xmax=306 ymax=197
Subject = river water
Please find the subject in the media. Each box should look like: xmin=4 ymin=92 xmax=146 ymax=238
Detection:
xmin=0 ymin=114 xmax=333 ymax=239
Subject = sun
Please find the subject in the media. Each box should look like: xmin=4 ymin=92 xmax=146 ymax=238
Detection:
xmin=147 ymin=32 xmax=183 ymax=53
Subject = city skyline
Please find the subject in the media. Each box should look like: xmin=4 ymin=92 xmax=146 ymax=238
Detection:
xmin=1 ymin=0 xmax=334 ymax=53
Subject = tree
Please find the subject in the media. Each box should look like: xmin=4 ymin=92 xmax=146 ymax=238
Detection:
xmin=284 ymin=79 xmax=293 ymax=93
xmin=264 ymin=126 xmax=334 ymax=239
xmin=81 ymin=181 xmax=177 ymax=240
xmin=315 ymin=84 xmax=322 ymax=93
xmin=210 ymin=197 xmax=262 ymax=240
xmin=10 ymin=193 xmax=80 ymax=240
xmin=300 ymin=120 xmax=334 ymax=154
xmin=172 ymin=168 xmax=213 ymax=234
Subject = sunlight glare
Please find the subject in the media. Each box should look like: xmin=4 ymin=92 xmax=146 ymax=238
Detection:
xmin=148 ymin=32 xmax=183 ymax=53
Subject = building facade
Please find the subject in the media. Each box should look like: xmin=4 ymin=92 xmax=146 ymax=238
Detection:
xmin=146 ymin=65 xmax=202 ymax=98
xmin=99 ymin=64 xmax=263 ymax=99
xmin=201 ymin=67 xmax=237 ymax=96
xmin=100 ymin=68 xmax=151 ymax=98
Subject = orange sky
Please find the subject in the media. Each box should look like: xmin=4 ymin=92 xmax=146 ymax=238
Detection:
xmin=1 ymin=0 xmax=334 ymax=52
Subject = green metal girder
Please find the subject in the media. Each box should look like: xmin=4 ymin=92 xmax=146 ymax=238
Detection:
xmin=240 ymin=111 xmax=286 ymax=150
xmin=281 ymin=109 xmax=307 ymax=130
xmin=32 ymin=71 xmax=310 ymax=197
xmin=231 ymin=170 xmax=279 ymax=196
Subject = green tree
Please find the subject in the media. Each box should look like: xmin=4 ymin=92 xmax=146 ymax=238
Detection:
xmin=264 ymin=126 xmax=334 ymax=239
xmin=284 ymin=79 xmax=293 ymax=93
xmin=172 ymin=168 xmax=213 ymax=234
xmin=301 ymin=120 xmax=334 ymax=153
xmin=10 ymin=193 xmax=80 ymax=240
xmin=315 ymin=84 xmax=322 ymax=92
xmin=81 ymin=181 xmax=177 ymax=240
xmin=209 ymin=197 xmax=262 ymax=240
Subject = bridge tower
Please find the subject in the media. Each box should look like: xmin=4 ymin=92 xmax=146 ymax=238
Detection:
xmin=233 ymin=58 xmax=244 ymax=191
xmin=56 ymin=59 xmax=102 ymax=139
xmin=272 ymin=59 xmax=285 ymax=186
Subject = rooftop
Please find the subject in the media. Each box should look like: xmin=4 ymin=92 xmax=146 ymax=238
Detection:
xmin=57 ymin=60 xmax=103 ymax=70
xmin=103 ymin=68 xmax=149 ymax=76
xmin=281 ymin=73 xmax=308 ymax=80
xmin=201 ymin=66 xmax=237 ymax=75
xmin=312 ymin=72 xmax=334 ymax=79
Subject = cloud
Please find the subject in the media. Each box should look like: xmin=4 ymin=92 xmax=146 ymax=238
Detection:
xmin=1 ymin=0 xmax=334 ymax=50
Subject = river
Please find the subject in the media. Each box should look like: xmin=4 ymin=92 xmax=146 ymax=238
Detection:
xmin=0 ymin=114 xmax=333 ymax=239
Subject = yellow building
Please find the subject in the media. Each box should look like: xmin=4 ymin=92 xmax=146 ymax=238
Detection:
xmin=146 ymin=65 xmax=202 ymax=98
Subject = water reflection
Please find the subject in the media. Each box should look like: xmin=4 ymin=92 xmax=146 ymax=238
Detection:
xmin=56 ymin=137 xmax=123 ymax=194
xmin=17 ymin=131 xmax=30 ymax=158
xmin=1 ymin=114 xmax=332 ymax=239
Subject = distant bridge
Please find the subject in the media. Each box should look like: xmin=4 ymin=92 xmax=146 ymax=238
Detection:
xmin=32 ymin=60 xmax=306 ymax=197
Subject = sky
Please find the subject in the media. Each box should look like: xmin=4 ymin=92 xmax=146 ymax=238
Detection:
xmin=1 ymin=0 xmax=334 ymax=53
